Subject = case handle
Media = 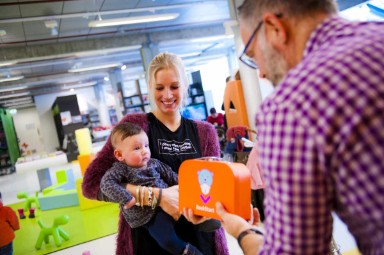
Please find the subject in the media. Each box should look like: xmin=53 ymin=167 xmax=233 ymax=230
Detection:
xmin=197 ymin=156 xmax=224 ymax=162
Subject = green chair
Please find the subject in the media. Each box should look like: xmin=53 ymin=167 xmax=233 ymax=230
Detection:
xmin=35 ymin=215 xmax=70 ymax=250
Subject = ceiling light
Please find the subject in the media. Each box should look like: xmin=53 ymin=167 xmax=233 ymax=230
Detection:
xmin=44 ymin=20 xmax=58 ymax=29
xmin=68 ymin=63 xmax=121 ymax=73
xmin=0 ymin=86 xmax=28 ymax=93
xmin=88 ymin=13 xmax=179 ymax=28
xmin=120 ymin=65 xmax=127 ymax=71
xmin=2 ymin=96 xmax=33 ymax=104
xmin=62 ymin=81 xmax=98 ymax=90
xmin=0 ymin=75 xmax=24 ymax=83
xmin=0 ymin=61 xmax=18 ymax=67
xmin=104 ymin=76 xmax=110 ymax=81
xmin=0 ymin=91 xmax=30 ymax=99
xmin=190 ymin=34 xmax=234 ymax=43
xmin=179 ymin=52 xmax=201 ymax=58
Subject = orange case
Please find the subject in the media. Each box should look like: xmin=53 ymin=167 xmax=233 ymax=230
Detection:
xmin=179 ymin=158 xmax=251 ymax=220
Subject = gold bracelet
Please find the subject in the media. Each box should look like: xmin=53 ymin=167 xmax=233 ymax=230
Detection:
xmin=135 ymin=186 xmax=141 ymax=206
xmin=141 ymin=186 xmax=145 ymax=207
xmin=148 ymin=187 xmax=153 ymax=206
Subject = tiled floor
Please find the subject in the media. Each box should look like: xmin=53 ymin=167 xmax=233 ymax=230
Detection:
xmin=1 ymin=161 xmax=243 ymax=255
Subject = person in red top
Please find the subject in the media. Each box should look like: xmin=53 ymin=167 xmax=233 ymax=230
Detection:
xmin=0 ymin=192 xmax=20 ymax=255
xmin=207 ymin=107 xmax=224 ymax=127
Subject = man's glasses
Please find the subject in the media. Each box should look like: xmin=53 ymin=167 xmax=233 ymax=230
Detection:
xmin=238 ymin=21 xmax=263 ymax=69
xmin=239 ymin=14 xmax=282 ymax=69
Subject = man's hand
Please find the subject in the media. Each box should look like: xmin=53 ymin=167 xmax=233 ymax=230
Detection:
xmin=159 ymin=185 xmax=181 ymax=220
xmin=216 ymin=202 xmax=251 ymax=238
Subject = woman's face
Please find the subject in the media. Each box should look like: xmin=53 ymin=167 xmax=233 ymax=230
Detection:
xmin=153 ymin=68 xmax=184 ymax=114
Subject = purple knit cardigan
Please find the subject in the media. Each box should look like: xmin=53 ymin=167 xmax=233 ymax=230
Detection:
xmin=82 ymin=113 xmax=229 ymax=255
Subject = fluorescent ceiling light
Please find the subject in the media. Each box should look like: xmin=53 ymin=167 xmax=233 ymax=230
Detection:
xmin=0 ymin=75 xmax=24 ymax=83
xmin=0 ymin=61 xmax=18 ymax=67
xmin=62 ymin=81 xmax=97 ymax=90
xmin=0 ymin=86 xmax=27 ymax=93
xmin=0 ymin=91 xmax=30 ymax=99
xmin=190 ymin=34 xmax=234 ymax=43
xmin=179 ymin=52 xmax=201 ymax=58
xmin=68 ymin=63 xmax=121 ymax=73
xmin=88 ymin=13 xmax=179 ymax=28
xmin=2 ymin=96 xmax=33 ymax=104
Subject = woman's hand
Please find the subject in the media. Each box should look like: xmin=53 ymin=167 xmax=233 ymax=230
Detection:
xmin=182 ymin=208 xmax=209 ymax=225
xmin=159 ymin=185 xmax=180 ymax=220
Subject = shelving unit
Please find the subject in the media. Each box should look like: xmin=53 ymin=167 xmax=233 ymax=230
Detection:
xmin=108 ymin=107 xmax=118 ymax=125
xmin=182 ymin=71 xmax=208 ymax=121
xmin=0 ymin=108 xmax=20 ymax=176
xmin=123 ymin=80 xmax=150 ymax=114
xmin=51 ymin=95 xmax=84 ymax=161
xmin=82 ymin=109 xmax=100 ymax=129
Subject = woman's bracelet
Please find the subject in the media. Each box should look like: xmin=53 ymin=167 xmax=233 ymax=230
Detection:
xmin=140 ymin=186 xmax=145 ymax=207
xmin=135 ymin=186 xmax=141 ymax=206
xmin=237 ymin=228 xmax=264 ymax=247
xmin=158 ymin=188 xmax=162 ymax=205
xmin=148 ymin=187 xmax=153 ymax=206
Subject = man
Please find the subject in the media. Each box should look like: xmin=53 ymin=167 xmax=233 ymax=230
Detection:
xmin=216 ymin=0 xmax=384 ymax=254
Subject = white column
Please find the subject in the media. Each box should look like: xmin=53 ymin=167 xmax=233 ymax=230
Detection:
xmin=228 ymin=0 xmax=263 ymax=140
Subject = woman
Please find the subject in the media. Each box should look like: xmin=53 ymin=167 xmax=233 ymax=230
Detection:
xmin=82 ymin=52 xmax=229 ymax=255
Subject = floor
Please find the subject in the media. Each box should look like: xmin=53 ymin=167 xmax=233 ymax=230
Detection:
xmin=1 ymin=161 xmax=243 ymax=255
xmin=1 ymin=160 xmax=358 ymax=255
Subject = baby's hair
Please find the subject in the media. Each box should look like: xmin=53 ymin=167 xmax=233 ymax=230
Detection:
xmin=110 ymin=123 xmax=144 ymax=149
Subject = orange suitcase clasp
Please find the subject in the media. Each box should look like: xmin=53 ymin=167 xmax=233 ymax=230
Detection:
xmin=179 ymin=157 xmax=251 ymax=220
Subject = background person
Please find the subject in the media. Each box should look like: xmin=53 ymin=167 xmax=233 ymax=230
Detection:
xmin=207 ymin=107 xmax=224 ymax=127
xmin=82 ymin=52 xmax=229 ymax=255
xmin=217 ymin=0 xmax=384 ymax=254
xmin=0 ymin=192 xmax=20 ymax=255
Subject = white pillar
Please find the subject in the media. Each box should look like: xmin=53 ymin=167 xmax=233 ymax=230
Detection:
xmin=228 ymin=0 xmax=263 ymax=140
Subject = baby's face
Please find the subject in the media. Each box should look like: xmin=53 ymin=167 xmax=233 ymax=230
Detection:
xmin=115 ymin=131 xmax=151 ymax=168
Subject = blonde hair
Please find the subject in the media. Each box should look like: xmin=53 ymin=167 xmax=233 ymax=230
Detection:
xmin=147 ymin=52 xmax=189 ymax=108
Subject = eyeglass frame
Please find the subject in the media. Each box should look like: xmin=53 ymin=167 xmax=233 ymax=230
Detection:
xmin=238 ymin=13 xmax=283 ymax=69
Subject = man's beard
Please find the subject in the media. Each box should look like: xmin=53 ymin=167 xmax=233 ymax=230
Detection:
xmin=258 ymin=35 xmax=288 ymax=87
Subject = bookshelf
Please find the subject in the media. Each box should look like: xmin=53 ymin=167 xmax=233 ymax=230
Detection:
xmin=0 ymin=108 xmax=20 ymax=176
xmin=123 ymin=79 xmax=150 ymax=114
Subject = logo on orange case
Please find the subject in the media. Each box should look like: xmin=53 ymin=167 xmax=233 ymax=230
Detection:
xmin=198 ymin=169 xmax=213 ymax=204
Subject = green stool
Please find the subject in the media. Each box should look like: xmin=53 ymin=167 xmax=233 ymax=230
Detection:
xmin=17 ymin=191 xmax=40 ymax=212
xmin=35 ymin=215 xmax=70 ymax=250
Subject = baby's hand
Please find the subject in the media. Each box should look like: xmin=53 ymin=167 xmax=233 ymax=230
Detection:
xmin=124 ymin=198 xmax=136 ymax=209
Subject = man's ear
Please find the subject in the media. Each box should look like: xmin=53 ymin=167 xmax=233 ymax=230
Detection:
xmin=263 ymin=13 xmax=287 ymax=50
xmin=114 ymin=149 xmax=124 ymax=162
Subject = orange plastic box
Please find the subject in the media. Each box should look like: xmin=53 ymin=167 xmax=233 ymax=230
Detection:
xmin=179 ymin=158 xmax=251 ymax=220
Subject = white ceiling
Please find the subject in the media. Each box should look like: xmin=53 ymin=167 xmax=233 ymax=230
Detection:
xmin=0 ymin=0 xmax=373 ymax=108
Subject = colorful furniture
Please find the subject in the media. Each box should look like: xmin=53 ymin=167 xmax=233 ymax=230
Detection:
xmin=37 ymin=168 xmax=52 ymax=191
xmin=42 ymin=169 xmax=75 ymax=195
xmin=17 ymin=191 xmax=40 ymax=212
xmin=76 ymin=178 xmax=110 ymax=210
xmin=35 ymin=215 xmax=70 ymax=250
xmin=223 ymin=80 xmax=249 ymax=128
xmin=39 ymin=169 xmax=79 ymax=210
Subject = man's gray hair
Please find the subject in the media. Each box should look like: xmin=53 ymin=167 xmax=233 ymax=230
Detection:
xmin=238 ymin=0 xmax=338 ymax=23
